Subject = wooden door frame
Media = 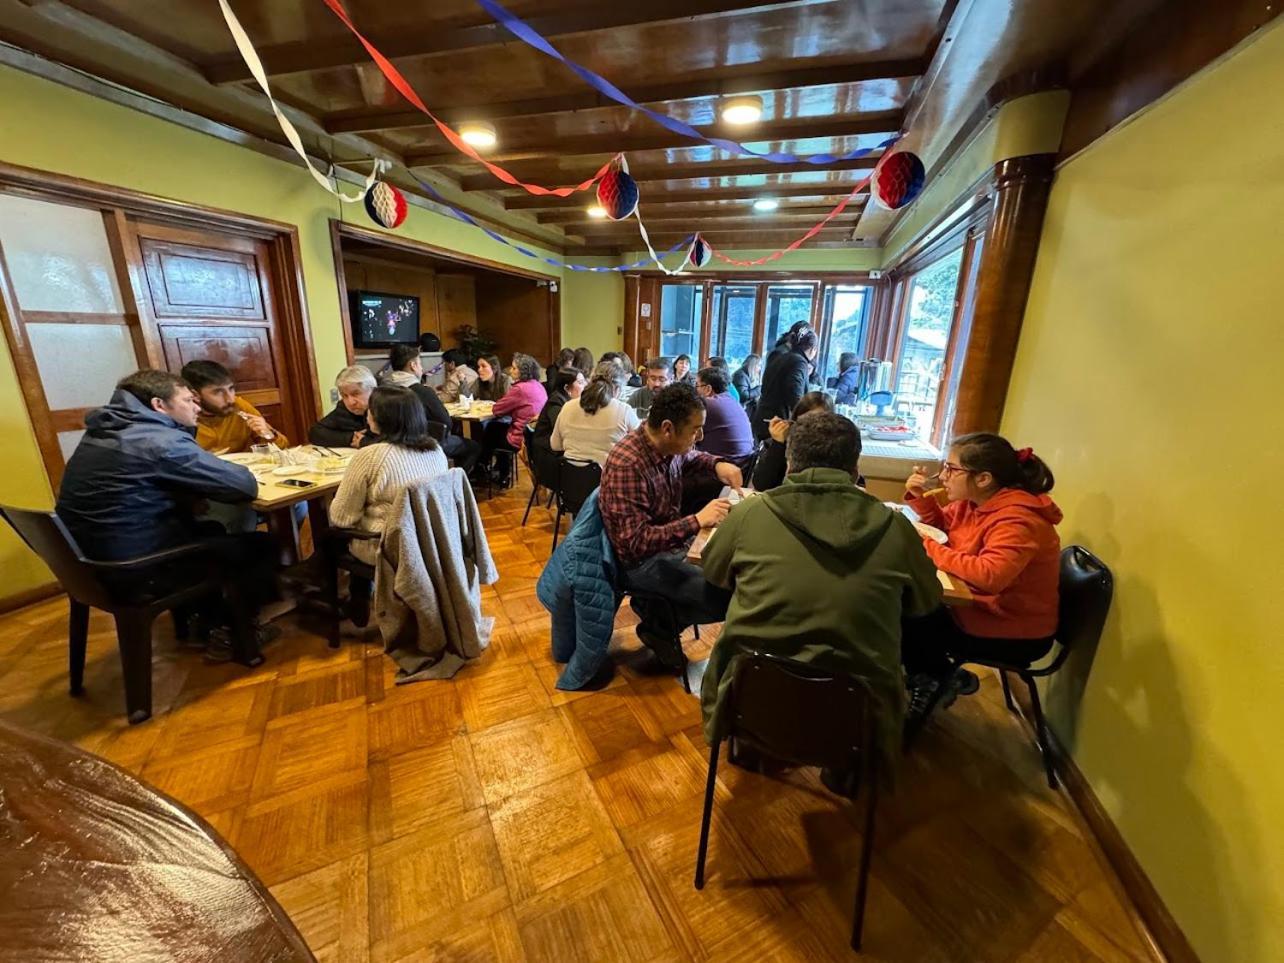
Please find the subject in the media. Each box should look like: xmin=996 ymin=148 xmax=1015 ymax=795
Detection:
xmin=0 ymin=160 xmax=320 ymax=489
xmin=330 ymin=219 xmax=559 ymax=365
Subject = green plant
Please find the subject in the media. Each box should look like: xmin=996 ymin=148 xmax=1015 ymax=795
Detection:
xmin=455 ymin=324 xmax=497 ymax=361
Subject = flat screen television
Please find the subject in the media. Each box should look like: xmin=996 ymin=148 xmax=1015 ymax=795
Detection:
xmin=349 ymin=290 xmax=420 ymax=349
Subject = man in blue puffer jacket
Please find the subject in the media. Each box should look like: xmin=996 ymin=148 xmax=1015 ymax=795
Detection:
xmin=536 ymin=490 xmax=621 ymax=690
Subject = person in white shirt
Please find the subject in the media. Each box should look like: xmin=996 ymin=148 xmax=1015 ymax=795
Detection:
xmin=551 ymin=361 xmax=640 ymax=466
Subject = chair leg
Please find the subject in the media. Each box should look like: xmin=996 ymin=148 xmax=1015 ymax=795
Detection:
xmin=68 ymin=599 xmax=89 ymax=696
xmin=551 ymin=503 xmax=565 ymax=552
xmin=1023 ymin=673 xmax=1058 ymax=789
xmin=693 ymin=623 xmax=700 ymax=641
xmin=113 ymin=608 xmax=155 ymax=725
xmin=1000 ymin=669 xmax=1016 ymax=713
xmin=851 ymin=766 xmax=879 ymax=951
xmin=545 ymin=489 xmax=555 ymax=508
xmin=694 ymin=738 xmax=721 ymax=889
xmin=521 ymin=483 xmax=539 ymax=526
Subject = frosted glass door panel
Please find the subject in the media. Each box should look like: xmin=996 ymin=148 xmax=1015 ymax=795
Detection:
xmin=0 ymin=194 xmax=124 ymax=313
xmin=58 ymin=430 xmax=86 ymax=463
xmin=27 ymin=322 xmax=137 ymax=410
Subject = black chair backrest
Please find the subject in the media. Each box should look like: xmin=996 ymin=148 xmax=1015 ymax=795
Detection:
xmin=557 ymin=459 xmax=602 ymax=516
xmin=726 ymin=652 xmax=873 ymax=771
xmin=525 ymin=430 xmax=561 ymax=491
xmin=0 ymin=505 xmax=112 ymax=609
xmin=1054 ymin=546 xmax=1114 ymax=661
xmin=427 ymin=421 xmax=448 ymax=443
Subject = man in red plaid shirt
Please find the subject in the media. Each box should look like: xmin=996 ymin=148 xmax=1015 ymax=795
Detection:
xmin=599 ymin=384 xmax=744 ymax=662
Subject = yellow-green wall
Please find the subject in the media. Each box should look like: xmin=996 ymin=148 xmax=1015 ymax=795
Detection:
xmin=1003 ymin=21 xmax=1284 ymax=962
xmin=560 ymin=261 xmax=624 ymax=351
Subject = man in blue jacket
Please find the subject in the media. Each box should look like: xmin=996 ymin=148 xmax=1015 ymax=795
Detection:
xmin=57 ymin=369 xmax=277 ymax=656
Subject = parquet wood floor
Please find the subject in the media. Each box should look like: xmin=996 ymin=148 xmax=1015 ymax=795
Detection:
xmin=0 ymin=478 xmax=1157 ymax=962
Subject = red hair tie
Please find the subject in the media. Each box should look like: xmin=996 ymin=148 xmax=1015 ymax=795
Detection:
xmin=1016 ymin=447 xmax=1034 ymax=463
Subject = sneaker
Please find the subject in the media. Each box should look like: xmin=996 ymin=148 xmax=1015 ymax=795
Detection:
xmin=635 ymin=626 xmax=686 ymax=670
xmin=203 ymin=628 xmax=236 ymax=663
xmin=906 ymin=673 xmax=941 ymax=721
xmin=820 ymin=765 xmax=862 ymax=799
xmin=938 ymin=668 xmax=980 ymax=710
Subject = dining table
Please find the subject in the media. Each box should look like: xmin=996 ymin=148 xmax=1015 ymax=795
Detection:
xmin=684 ymin=488 xmax=974 ymax=606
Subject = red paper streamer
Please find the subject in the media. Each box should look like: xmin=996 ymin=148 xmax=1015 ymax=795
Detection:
xmin=709 ymin=174 xmax=874 ymax=266
xmin=320 ymin=0 xmax=610 ymax=197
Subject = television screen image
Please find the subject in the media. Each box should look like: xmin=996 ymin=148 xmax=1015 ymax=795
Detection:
xmin=350 ymin=291 xmax=420 ymax=348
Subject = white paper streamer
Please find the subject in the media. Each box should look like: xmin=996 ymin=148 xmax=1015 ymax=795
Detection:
xmin=217 ymin=0 xmax=378 ymax=202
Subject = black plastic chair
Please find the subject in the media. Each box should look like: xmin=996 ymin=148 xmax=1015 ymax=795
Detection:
xmin=0 ymin=505 xmax=261 ymax=724
xmin=426 ymin=421 xmax=448 ymax=443
xmin=622 ymin=589 xmax=698 ymax=692
xmin=551 ymin=458 xmax=602 ymax=551
xmin=694 ymin=652 xmax=881 ymax=951
xmin=318 ymin=526 xmax=380 ymax=648
xmin=521 ymin=425 xmax=559 ymax=527
xmin=916 ymin=546 xmax=1113 ymax=789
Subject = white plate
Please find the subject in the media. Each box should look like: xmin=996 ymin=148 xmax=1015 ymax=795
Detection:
xmin=221 ymin=452 xmax=260 ymax=464
xmin=271 ymin=466 xmax=307 ymax=477
xmin=913 ymin=521 xmax=948 ymax=544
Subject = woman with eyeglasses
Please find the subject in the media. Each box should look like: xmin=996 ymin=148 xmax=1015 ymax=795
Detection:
xmin=900 ymin=432 xmax=1063 ymax=715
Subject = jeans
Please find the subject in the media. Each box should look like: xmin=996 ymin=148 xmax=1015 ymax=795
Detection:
xmin=621 ymin=550 xmax=731 ymax=636
xmin=901 ymin=606 xmax=1054 ymax=679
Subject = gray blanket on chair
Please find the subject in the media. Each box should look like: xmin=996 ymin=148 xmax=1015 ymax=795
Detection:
xmin=374 ymin=468 xmax=499 ymax=682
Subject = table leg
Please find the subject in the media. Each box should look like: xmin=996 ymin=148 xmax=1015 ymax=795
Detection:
xmin=265 ymin=507 xmax=301 ymax=567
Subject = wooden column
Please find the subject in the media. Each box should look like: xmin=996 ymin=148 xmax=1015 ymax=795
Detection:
xmin=949 ymin=154 xmax=1055 ymax=436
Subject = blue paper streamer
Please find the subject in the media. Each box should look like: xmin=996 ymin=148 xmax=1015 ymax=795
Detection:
xmin=477 ymin=0 xmax=901 ymax=166
xmin=406 ymin=171 xmax=694 ymax=272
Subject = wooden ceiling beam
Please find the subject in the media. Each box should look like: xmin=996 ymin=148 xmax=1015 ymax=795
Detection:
xmin=204 ymin=0 xmax=812 ymax=85
xmin=569 ymin=227 xmax=859 ymax=245
xmin=507 ymin=184 xmax=869 ymax=210
xmin=409 ymin=111 xmax=901 ymax=167
xmin=568 ymin=213 xmax=861 ymax=234
xmin=322 ymin=58 xmax=925 ymax=134
xmin=475 ymin=156 xmax=880 ymax=194
xmin=537 ymin=201 xmax=862 ymax=223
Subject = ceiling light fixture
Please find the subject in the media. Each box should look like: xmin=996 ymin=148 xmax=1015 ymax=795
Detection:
xmin=458 ymin=121 xmax=497 ymax=149
xmin=586 ymin=205 xmax=608 ymax=219
xmin=752 ymin=197 xmax=780 ymax=212
xmin=720 ymin=95 xmax=764 ymax=126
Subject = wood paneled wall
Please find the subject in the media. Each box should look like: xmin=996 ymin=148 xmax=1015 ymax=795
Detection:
xmin=342 ymin=254 xmax=481 ymax=346
xmin=474 ymin=273 xmax=556 ymax=364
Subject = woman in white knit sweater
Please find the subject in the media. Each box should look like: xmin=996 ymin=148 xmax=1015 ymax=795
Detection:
xmin=329 ymin=386 xmax=449 ymax=566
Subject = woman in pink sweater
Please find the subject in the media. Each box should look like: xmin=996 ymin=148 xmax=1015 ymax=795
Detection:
xmin=479 ymin=353 xmax=547 ymax=486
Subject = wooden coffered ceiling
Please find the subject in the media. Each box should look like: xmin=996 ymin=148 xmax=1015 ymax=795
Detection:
xmin=0 ymin=0 xmax=1154 ymax=256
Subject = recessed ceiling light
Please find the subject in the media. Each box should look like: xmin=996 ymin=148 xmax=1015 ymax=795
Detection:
xmin=459 ymin=121 xmax=497 ymax=149
xmin=586 ymin=205 xmax=608 ymax=219
xmin=720 ymin=95 xmax=764 ymax=126
xmin=752 ymin=197 xmax=779 ymax=212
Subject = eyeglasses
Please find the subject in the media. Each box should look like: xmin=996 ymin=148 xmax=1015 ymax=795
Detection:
xmin=939 ymin=462 xmax=975 ymax=479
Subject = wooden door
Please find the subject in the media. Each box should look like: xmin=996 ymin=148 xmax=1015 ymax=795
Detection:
xmin=130 ymin=221 xmax=300 ymax=441
xmin=623 ymin=275 xmax=660 ymax=363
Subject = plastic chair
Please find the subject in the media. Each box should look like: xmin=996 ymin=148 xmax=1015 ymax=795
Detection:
xmin=551 ymin=458 xmax=602 ymax=551
xmin=521 ymin=424 xmax=559 ymax=527
xmin=318 ymin=526 xmax=380 ymax=649
xmin=0 ymin=505 xmax=261 ymax=724
xmin=694 ymin=652 xmax=881 ymax=951
xmin=910 ymin=546 xmax=1113 ymax=788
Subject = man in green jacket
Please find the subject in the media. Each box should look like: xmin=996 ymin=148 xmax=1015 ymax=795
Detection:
xmin=699 ymin=411 xmax=942 ymax=784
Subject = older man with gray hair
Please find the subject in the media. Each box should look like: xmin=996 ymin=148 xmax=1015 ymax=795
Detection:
xmin=309 ymin=365 xmax=380 ymax=449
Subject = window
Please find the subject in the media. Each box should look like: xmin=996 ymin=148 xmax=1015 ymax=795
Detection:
xmin=763 ymin=284 xmax=816 ymax=349
xmin=658 ymin=284 xmax=702 ymax=359
xmin=818 ymin=284 xmax=869 ymax=383
xmin=709 ymin=284 xmax=757 ymax=369
xmin=894 ymin=248 xmax=964 ymax=443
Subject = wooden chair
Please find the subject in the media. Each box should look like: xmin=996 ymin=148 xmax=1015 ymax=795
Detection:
xmin=694 ymin=652 xmax=881 ymax=951
xmin=0 ymin=505 xmax=262 ymax=724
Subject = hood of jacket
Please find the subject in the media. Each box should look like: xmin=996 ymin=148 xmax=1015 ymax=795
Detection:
xmin=762 ymin=467 xmax=896 ymax=556
xmin=383 ymin=370 xmax=421 ymax=389
xmin=85 ymin=388 xmax=186 ymax=436
xmin=974 ymin=487 xmax=1064 ymax=525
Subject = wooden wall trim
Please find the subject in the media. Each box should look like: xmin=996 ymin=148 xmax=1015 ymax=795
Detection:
xmin=1060 ymin=0 xmax=1283 ymax=159
xmin=333 ymin=220 xmax=556 ymax=283
xmin=1006 ymin=682 xmax=1201 ymax=963
xmin=0 ymin=582 xmax=63 ymax=616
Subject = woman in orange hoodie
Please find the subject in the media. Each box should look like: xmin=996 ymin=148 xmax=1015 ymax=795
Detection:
xmin=901 ymin=432 xmax=1063 ymax=709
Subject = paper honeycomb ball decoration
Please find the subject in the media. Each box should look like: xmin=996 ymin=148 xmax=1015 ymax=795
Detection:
xmin=365 ymin=181 xmax=408 ymax=229
xmin=871 ymin=151 xmax=926 ymax=210
xmin=689 ymin=234 xmax=711 ymax=268
xmin=596 ymin=168 xmax=640 ymax=221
